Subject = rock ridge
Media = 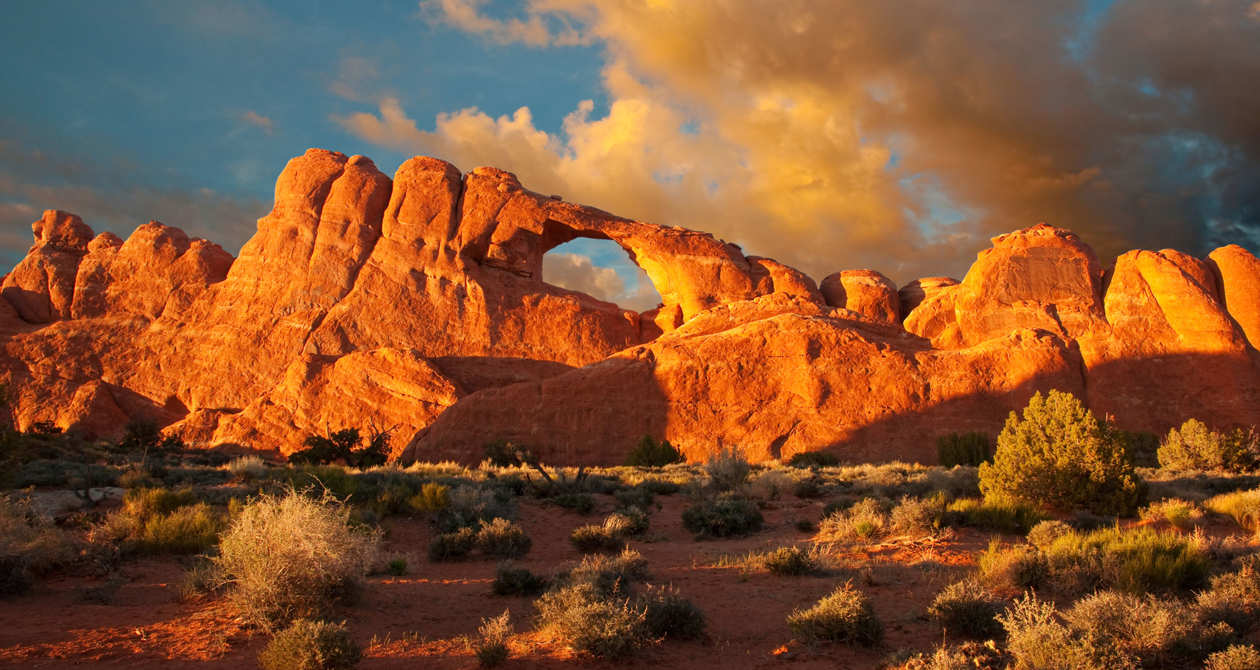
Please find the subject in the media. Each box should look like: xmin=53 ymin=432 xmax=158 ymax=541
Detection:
xmin=2 ymin=149 xmax=1258 ymax=464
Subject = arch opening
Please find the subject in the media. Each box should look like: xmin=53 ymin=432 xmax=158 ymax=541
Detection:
xmin=542 ymin=236 xmax=662 ymax=312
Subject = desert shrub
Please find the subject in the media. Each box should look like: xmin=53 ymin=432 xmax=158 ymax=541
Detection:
xmin=382 ymin=556 xmax=407 ymax=576
xmin=1205 ymin=488 xmax=1260 ymax=531
xmin=226 ymin=455 xmax=267 ymax=480
xmin=1061 ymin=590 xmax=1210 ymax=666
xmin=638 ymin=584 xmax=705 ymax=639
xmin=123 ymin=486 xmax=198 ymax=519
xmin=1115 ymin=429 xmax=1161 ymax=468
xmin=407 ymin=482 xmax=449 ymax=513
xmin=937 ymin=432 xmax=993 ymax=467
xmin=681 ymin=497 xmax=763 ymax=537
xmin=762 ymin=546 xmax=821 ymax=576
xmin=978 ymin=390 xmax=1145 ymax=516
xmin=977 ymin=541 xmax=1049 ymax=592
xmin=625 ymin=436 xmax=684 ymax=467
xmin=568 ymin=548 xmax=650 ymax=596
xmin=945 ymin=496 xmax=1045 ymax=534
xmin=818 ymin=497 xmax=888 ymax=543
xmin=476 ymin=518 xmax=531 ymax=559
xmin=787 ymin=450 xmax=840 ymax=468
xmin=705 ymin=448 xmax=751 ymax=491
xmin=570 ymin=524 xmax=623 ymax=553
xmin=1207 ymin=645 xmax=1260 ymax=670
xmin=214 ymin=491 xmax=379 ymax=630
xmin=1139 ymin=498 xmax=1204 ymax=529
xmin=749 ymin=469 xmax=794 ymax=500
xmin=437 ymin=485 xmax=515 ymax=531
xmin=257 ymin=619 xmax=361 ymax=670
xmin=1197 ymin=556 xmax=1260 ymax=633
xmin=1026 ymin=520 xmax=1073 ymax=550
xmin=535 ymin=580 xmax=648 ymax=658
xmin=492 ymin=563 xmax=548 ymax=596
xmin=472 ymin=610 xmax=512 ymax=667
xmin=483 ymin=441 xmax=533 ymax=467
xmin=571 ymin=509 xmax=648 ymax=553
xmin=1044 ymin=526 xmax=1208 ymax=593
xmin=636 ymin=478 xmax=681 ymax=495
xmin=787 ymin=582 xmax=882 ymax=645
xmin=548 ymin=492 xmax=595 ymax=514
xmin=893 ymin=642 xmax=1007 ymax=670
xmin=288 ymin=428 xmax=388 ymax=468
xmin=889 ymin=493 xmax=946 ymax=536
xmin=1158 ymin=419 xmax=1260 ymax=473
xmin=429 ymin=527 xmax=477 ymax=562
xmin=928 ymin=579 xmax=1003 ymax=638
xmin=135 ymin=503 xmax=221 ymax=554
xmin=792 ymin=478 xmax=823 ymax=499
xmin=613 ymin=485 xmax=654 ymax=509
xmin=0 ymin=495 xmax=77 ymax=594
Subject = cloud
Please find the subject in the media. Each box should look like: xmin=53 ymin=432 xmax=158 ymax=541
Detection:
xmin=238 ymin=110 xmax=274 ymax=135
xmin=0 ymin=136 xmax=268 ymax=264
xmin=420 ymin=0 xmax=592 ymax=47
xmin=541 ymin=251 xmax=661 ymax=311
xmin=342 ymin=0 xmax=1260 ymax=285
xmin=328 ymin=55 xmax=383 ymax=103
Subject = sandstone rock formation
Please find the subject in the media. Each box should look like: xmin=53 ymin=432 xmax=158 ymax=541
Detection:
xmin=2 ymin=149 xmax=1258 ymax=464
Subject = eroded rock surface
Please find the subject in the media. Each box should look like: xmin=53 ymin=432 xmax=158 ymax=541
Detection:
xmin=3 ymin=149 xmax=1258 ymax=464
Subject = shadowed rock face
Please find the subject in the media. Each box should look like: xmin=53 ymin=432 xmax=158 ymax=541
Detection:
xmin=2 ymin=148 xmax=1258 ymax=464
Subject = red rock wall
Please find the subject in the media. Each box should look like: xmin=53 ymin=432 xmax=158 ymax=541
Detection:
xmin=3 ymin=149 xmax=1259 ymax=464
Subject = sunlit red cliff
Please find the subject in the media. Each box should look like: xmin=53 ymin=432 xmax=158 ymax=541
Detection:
xmin=2 ymin=149 xmax=1258 ymax=464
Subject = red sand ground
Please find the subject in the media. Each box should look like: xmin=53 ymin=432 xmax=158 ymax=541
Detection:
xmin=0 ymin=495 xmax=1042 ymax=669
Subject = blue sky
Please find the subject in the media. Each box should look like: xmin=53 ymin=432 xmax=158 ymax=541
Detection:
xmin=2 ymin=1 xmax=1258 ymax=306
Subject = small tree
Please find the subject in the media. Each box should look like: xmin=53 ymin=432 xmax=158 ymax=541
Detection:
xmin=1158 ymin=419 xmax=1259 ymax=473
xmin=624 ymin=436 xmax=684 ymax=467
xmin=978 ymin=390 xmax=1144 ymax=516
xmin=289 ymin=428 xmax=390 ymax=468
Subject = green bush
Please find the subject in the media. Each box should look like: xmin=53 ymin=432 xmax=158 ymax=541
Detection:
xmin=476 ymin=518 xmax=532 ymax=559
xmin=625 ymin=436 xmax=684 ymax=467
xmin=213 ymin=491 xmax=379 ymax=630
xmin=1204 ymin=488 xmax=1260 ymax=531
xmin=408 ymin=482 xmax=449 ymax=512
xmin=787 ymin=582 xmax=882 ymax=645
xmin=928 ymin=580 xmax=1003 ymax=639
xmin=492 ymin=563 xmax=548 ymax=596
xmin=937 ymin=432 xmax=993 ymax=467
xmin=681 ymin=498 xmax=763 ymax=537
xmin=548 ymin=492 xmax=595 ymax=514
xmin=787 ymin=451 xmax=840 ymax=468
xmin=945 ymin=496 xmax=1046 ymax=534
xmin=429 ymin=527 xmax=477 ymax=562
xmin=472 ymin=610 xmax=512 ymax=667
xmin=136 ymin=503 xmax=221 ymax=554
xmin=1158 ymin=419 xmax=1259 ymax=473
xmin=257 ymin=619 xmax=361 ymax=670
xmin=1139 ymin=498 xmax=1204 ymax=529
xmin=1045 ymin=526 xmax=1208 ymax=593
xmin=978 ymin=390 xmax=1145 ymax=516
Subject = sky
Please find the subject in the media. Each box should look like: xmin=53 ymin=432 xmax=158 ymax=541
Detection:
xmin=2 ymin=0 xmax=1258 ymax=311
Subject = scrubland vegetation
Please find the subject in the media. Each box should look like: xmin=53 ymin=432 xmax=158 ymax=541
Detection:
xmin=2 ymin=389 xmax=1260 ymax=668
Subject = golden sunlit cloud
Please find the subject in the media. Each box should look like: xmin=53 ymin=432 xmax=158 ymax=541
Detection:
xmin=340 ymin=1 xmax=1260 ymax=284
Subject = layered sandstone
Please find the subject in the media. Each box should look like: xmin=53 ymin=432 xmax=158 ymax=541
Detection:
xmin=2 ymin=149 xmax=1258 ymax=464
